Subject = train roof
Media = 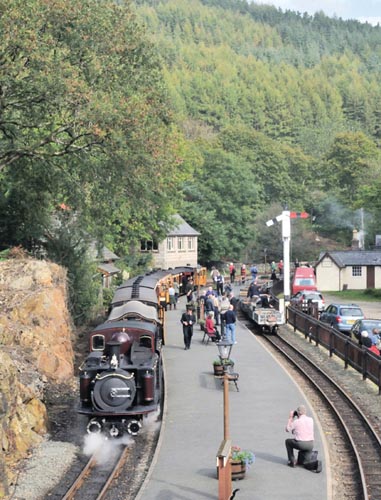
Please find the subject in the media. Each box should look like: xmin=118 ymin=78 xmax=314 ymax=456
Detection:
xmin=111 ymin=286 xmax=158 ymax=306
xmin=107 ymin=301 xmax=159 ymax=323
xmin=169 ymin=266 xmax=196 ymax=274
xmin=118 ymin=270 xmax=173 ymax=290
xmin=92 ymin=319 xmax=157 ymax=335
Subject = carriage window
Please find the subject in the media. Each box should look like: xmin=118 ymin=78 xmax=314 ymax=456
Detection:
xmin=139 ymin=336 xmax=152 ymax=348
xmin=92 ymin=334 xmax=105 ymax=351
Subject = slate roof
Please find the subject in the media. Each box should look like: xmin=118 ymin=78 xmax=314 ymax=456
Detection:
xmin=317 ymin=250 xmax=381 ymax=268
xmin=97 ymin=263 xmax=120 ymax=275
xmin=167 ymin=214 xmax=200 ymax=237
xmin=88 ymin=242 xmax=120 ymax=261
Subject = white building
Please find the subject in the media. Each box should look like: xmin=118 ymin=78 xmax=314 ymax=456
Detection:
xmin=141 ymin=214 xmax=200 ymax=269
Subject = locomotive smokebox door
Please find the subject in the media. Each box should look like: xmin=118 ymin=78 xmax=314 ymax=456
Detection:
xmin=93 ymin=371 xmax=136 ymax=411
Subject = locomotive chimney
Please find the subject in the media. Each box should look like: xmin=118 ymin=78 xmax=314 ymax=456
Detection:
xmin=107 ymin=341 xmax=121 ymax=359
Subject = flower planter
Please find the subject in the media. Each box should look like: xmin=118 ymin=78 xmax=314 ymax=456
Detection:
xmin=216 ymin=459 xmax=246 ymax=480
xmin=230 ymin=459 xmax=246 ymax=480
xmin=213 ymin=364 xmax=224 ymax=377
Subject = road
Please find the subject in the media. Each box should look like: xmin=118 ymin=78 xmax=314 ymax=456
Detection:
xmin=323 ymin=293 xmax=381 ymax=319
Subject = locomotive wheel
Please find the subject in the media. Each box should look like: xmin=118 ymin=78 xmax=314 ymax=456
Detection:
xmin=93 ymin=373 xmax=136 ymax=411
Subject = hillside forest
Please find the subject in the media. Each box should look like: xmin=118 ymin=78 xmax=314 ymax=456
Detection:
xmin=1 ymin=0 xmax=381 ymax=320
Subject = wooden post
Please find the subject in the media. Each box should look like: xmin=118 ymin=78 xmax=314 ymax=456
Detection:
xmin=223 ymin=372 xmax=230 ymax=440
xmin=217 ymin=439 xmax=232 ymax=500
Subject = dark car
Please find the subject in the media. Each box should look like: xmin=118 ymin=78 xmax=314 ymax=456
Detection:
xmin=290 ymin=290 xmax=325 ymax=312
xmin=350 ymin=319 xmax=381 ymax=342
xmin=320 ymin=303 xmax=364 ymax=334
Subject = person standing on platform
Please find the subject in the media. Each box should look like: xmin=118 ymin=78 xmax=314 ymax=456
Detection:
xmin=173 ymin=278 xmax=180 ymax=305
xmin=204 ymin=293 xmax=214 ymax=319
xmin=229 ymin=263 xmax=236 ymax=284
xmin=180 ymin=306 xmax=196 ymax=350
xmin=213 ymin=293 xmax=220 ymax=326
xmin=240 ymin=263 xmax=246 ymax=284
xmin=250 ymin=264 xmax=258 ymax=281
xmin=219 ymin=293 xmax=230 ymax=337
xmin=215 ymin=271 xmax=224 ymax=296
xmin=168 ymin=284 xmax=176 ymax=310
xmin=229 ymin=291 xmax=239 ymax=311
xmin=225 ymin=304 xmax=237 ymax=343
xmin=278 ymin=259 xmax=284 ymax=278
xmin=285 ymin=405 xmax=322 ymax=472
xmin=185 ymin=278 xmax=194 ymax=304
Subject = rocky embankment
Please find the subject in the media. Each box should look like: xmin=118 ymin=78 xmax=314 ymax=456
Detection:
xmin=0 ymin=255 xmax=75 ymax=498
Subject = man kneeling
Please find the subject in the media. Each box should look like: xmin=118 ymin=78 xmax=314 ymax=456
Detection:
xmin=285 ymin=405 xmax=322 ymax=473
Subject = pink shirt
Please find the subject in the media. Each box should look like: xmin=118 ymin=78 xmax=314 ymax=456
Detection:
xmin=286 ymin=414 xmax=314 ymax=441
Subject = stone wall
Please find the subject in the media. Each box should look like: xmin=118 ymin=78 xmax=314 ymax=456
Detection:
xmin=0 ymin=258 xmax=74 ymax=497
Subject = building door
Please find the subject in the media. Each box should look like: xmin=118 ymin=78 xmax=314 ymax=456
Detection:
xmin=367 ymin=266 xmax=375 ymax=289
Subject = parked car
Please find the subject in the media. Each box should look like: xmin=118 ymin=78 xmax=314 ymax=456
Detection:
xmin=320 ymin=303 xmax=364 ymax=334
xmin=350 ymin=319 xmax=381 ymax=342
xmin=290 ymin=290 xmax=325 ymax=312
xmin=291 ymin=266 xmax=317 ymax=295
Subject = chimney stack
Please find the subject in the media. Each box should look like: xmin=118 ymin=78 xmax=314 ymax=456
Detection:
xmin=351 ymin=229 xmax=360 ymax=250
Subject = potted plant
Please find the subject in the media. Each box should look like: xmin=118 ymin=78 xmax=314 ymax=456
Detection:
xmin=212 ymin=358 xmax=234 ymax=377
xmin=230 ymin=446 xmax=255 ymax=480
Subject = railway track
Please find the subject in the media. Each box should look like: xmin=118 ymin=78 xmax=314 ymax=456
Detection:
xmin=248 ymin=321 xmax=381 ymax=500
xmin=62 ymin=443 xmax=130 ymax=500
xmin=265 ymin=332 xmax=381 ymax=500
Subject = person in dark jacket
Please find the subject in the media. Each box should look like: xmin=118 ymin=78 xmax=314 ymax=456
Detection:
xmin=204 ymin=294 xmax=214 ymax=318
xmin=247 ymin=281 xmax=261 ymax=299
xmin=181 ymin=307 xmax=196 ymax=350
xmin=225 ymin=304 xmax=237 ymax=343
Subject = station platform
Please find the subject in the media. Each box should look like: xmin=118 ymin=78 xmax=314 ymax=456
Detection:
xmin=137 ymin=292 xmax=330 ymax=500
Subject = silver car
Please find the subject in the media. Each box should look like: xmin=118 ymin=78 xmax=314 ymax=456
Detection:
xmin=320 ymin=303 xmax=364 ymax=334
xmin=290 ymin=290 xmax=325 ymax=312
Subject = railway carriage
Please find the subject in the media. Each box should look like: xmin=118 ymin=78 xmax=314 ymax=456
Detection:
xmin=78 ymin=266 xmax=205 ymax=437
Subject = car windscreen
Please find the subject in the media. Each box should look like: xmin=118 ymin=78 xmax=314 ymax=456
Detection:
xmin=305 ymin=293 xmax=322 ymax=300
xmin=340 ymin=308 xmax=363 ymax=317
xmin=295 ymin=279 xmax=315 ymax=286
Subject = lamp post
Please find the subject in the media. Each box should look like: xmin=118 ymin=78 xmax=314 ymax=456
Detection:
xmin=216 ymin=340 xmax=233 ymax=500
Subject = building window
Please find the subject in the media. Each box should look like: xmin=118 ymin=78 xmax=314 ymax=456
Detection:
xmin=352 ymin=266 xmax=362 ymax=277
xmin=178 ymin=237 xmax=185 ymax=251
xmin=167 ymin=237 xmax=175 ymax=251
xmin=140 ymin=240 xmax=158 ymax=252
xmin=188 ymin=237 xmax=194 ymax=251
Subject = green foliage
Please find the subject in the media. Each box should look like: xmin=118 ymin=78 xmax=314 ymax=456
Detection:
xmin=135 ymin=0 xmax=381 ymax=255
xmin=0 ymin=0 xmax=188 ymax=321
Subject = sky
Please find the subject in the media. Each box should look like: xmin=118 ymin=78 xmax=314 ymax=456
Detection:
xmin=253 ymin=0 xmax=381 ymax=25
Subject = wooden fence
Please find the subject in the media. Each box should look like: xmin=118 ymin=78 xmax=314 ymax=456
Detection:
xmin=287 ymin=306 xmax=381 ymax=394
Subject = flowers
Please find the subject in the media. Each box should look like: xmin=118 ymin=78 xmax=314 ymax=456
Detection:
xmin=231 ymin=446 xmax=255 ymax=468
xmin=213 ymin=358 xmax=235 ymax=366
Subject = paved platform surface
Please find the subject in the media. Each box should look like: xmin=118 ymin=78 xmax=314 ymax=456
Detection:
xmin=137 ymin=292 xmax=330 ymax=500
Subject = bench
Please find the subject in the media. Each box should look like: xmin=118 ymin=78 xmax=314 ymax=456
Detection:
xmin=202 ymin=330 xmax=218 ymax=344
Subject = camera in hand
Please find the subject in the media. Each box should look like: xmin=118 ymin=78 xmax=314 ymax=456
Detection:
xmin=293 ymin=410 xmax=298 ymax=418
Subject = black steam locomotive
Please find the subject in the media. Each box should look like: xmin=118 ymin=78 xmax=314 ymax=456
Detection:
xmin=78 ymin=272 xmax=168 ymax=437
xmin=78 ymin=267 xmax=207 ymax=437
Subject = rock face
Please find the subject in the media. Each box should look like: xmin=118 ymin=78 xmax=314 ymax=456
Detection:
xmin=0 ymin=258 xmax=75 ymax=497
